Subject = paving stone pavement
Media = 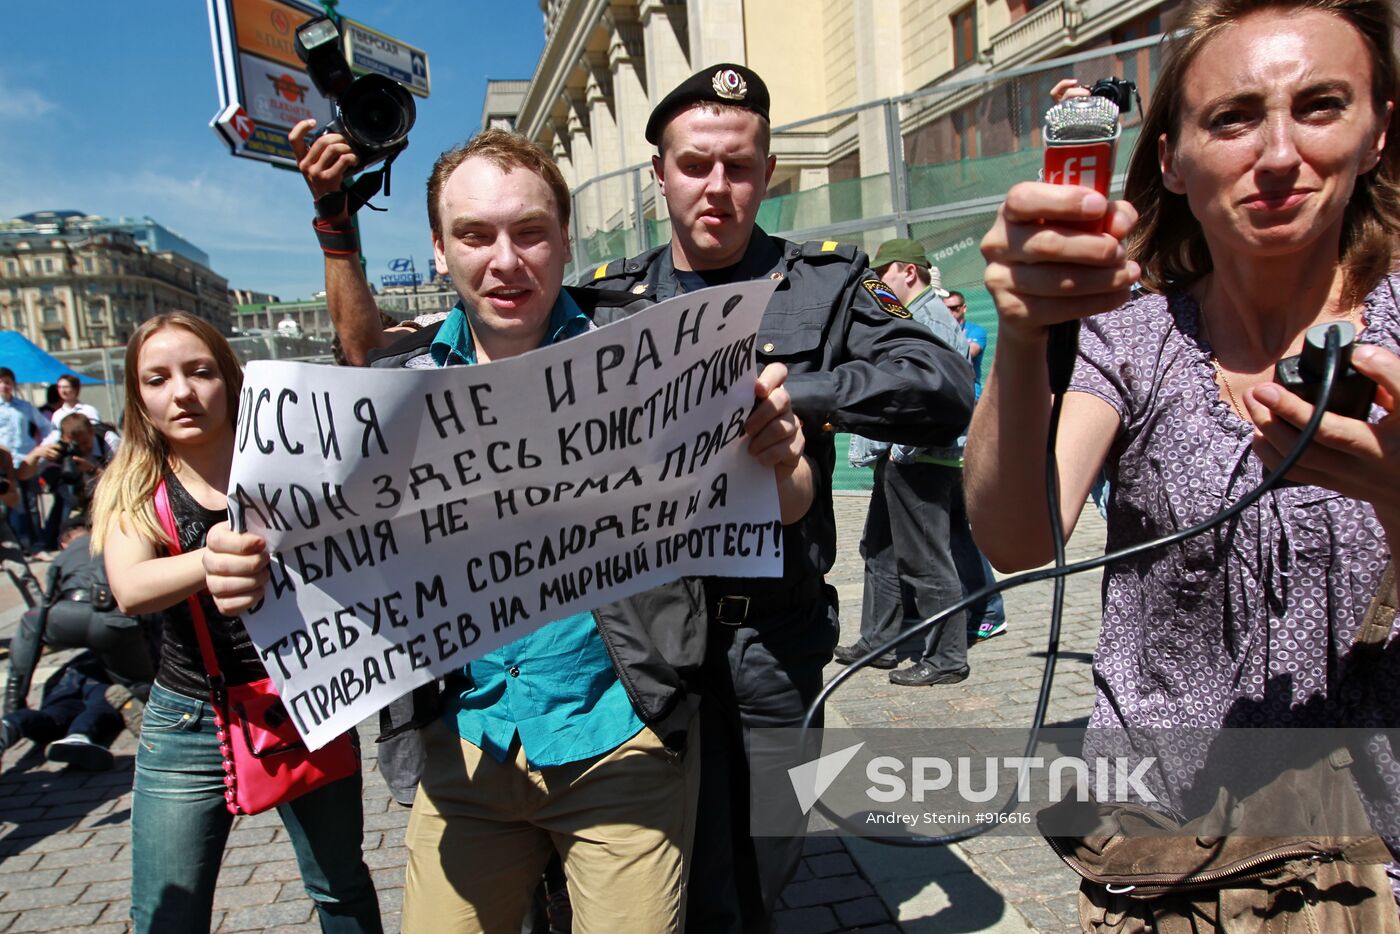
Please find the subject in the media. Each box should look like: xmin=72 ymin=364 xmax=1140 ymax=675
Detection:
xmin=0 ymin=495 xmax=1106 ymax=932
xmin=819 ymin=493 xmax=1106 ymax=933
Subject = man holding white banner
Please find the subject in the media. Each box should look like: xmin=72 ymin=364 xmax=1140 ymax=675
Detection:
xmin=205 ymin=128 xmax=814 ymax=933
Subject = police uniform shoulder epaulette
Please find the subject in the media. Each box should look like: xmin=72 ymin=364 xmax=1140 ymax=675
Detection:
xmin=589 ymin=244 xmax=667 ymax=283
xmin=568 ymin=284 xmax=645 ymax=311
xmin=798 ymin=240 xmax=858 ymax=262
xmin=590 ymin=258 xmax=630 ymax=282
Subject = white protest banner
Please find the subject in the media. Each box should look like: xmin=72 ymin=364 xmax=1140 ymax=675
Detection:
xmin=228 ymin=279 xmax=783 ymax=748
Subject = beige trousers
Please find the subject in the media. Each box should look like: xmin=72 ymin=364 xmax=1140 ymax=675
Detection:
xmin=402 ymin=717 xmax=699 ymax=934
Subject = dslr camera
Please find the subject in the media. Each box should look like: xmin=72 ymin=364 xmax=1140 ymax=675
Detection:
xmin=55 ymin=439 xmax=86 ymax=487
xmin=294 ymin=16 xmax=416 ymax=170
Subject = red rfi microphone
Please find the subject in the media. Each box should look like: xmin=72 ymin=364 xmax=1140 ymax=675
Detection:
xmin=1041 ymin=90 xmax=1129 ymax=392
xmin=1043 ymin=93 xmax=1123 ymax=229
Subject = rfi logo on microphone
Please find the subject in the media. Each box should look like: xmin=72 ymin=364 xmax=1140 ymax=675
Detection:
xmin=1044 ymin=142 xmax=1114 ymax=196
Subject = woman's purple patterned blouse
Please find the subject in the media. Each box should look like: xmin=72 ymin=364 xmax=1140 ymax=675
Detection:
xmin=1068 ymin=276 xmax=1400 ymax=832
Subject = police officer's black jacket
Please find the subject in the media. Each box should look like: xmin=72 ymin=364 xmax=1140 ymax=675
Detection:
xmin=366 ymin=286 xmax=706 ymax=755
xmin=43 ymin=533 xmax=113 ymax=605
xmin=588 ymin=228 xmax=976 ymax=585
xmin=4 ymin=533 xmax=138 ymax=714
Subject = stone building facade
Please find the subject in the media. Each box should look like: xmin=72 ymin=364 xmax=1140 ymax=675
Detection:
xmin=513 ymin=0 xmax=1175 ymax=253
xmin=0 ymin=211 xmax=232 ymax=351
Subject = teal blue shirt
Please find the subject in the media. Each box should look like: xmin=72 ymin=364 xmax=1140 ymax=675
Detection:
xmin=431 ymin=293 xmax=646 ymax=767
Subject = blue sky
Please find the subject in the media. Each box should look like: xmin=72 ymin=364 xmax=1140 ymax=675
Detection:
xmin=0 ymin=1 xmax=546 ymax=301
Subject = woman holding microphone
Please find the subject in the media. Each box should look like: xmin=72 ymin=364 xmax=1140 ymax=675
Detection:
xmin=969 ymin=0 xmax=1400 ymax=925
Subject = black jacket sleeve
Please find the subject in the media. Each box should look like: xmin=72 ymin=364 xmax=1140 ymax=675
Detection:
xmin=783 ymin=259 xmax=975 ymax=447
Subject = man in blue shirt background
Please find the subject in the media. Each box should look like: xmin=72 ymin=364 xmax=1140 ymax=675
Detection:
xmin=946 ymin=290 xmax=989 ymax=398
xmin=940 ymin=290 xmax=1006 ymax=641
xmin=0 ymin=366 xmax=52 ymax=554
xmin=838 ymin=240 xmax=974 ymax=685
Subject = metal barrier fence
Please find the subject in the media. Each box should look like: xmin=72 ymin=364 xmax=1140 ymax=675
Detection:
xmin=565 ymin=30 xmax=1175 ymax=371
xmin=45 ymin=335 xmax=331 ymax=421
xmin=39 ymin=33 xmax=1172 ymax=418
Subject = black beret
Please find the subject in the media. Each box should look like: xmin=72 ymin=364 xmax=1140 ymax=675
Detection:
xmin=645 ymin=63 xmax=771 ymax=145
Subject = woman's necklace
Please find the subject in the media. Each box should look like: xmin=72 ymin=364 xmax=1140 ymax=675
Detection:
xmin=1201 ymin=306 xmax=1359 ymax=423
xmin=1211 ymin=356 xmax=1249 ymax=422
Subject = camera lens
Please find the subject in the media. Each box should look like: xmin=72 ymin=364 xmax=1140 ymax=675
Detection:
xmin=357 ymin=90 xmax=401 ymax=142
xmin=341 ymin=75 xmax=416 ymax=149
xmin=1089 ymin=78 xmax=1135 ymax=114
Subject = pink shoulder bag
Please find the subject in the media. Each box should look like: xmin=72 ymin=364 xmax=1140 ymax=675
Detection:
xmin=154 ymin=479 xmax=359 ymax=815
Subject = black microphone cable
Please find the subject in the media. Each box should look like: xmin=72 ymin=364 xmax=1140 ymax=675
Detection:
xmin=798 ymin=324 xmax=1348 ymax=846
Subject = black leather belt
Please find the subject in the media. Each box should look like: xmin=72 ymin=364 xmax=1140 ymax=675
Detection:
xmin=58 ymin=588 xmax=92 ymax=603
xmin=705 ymin=577 xmax=824 ymax=627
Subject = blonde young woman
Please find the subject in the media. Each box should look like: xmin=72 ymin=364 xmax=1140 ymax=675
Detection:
xmin=91 ymin=313 xmax=380 ymax=933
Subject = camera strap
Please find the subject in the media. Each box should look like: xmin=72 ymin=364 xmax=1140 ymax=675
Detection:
xmin=345 ymin=146 xmax=403 ymax=215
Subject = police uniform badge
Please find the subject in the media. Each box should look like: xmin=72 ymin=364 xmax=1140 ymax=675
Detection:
xmin=712 ymin=68 xmax=748 ymax=101
xmin=862 ymin=278 xmax=911 ymax=318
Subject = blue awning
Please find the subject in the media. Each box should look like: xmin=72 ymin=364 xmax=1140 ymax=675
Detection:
xmin=0 ymin=331 xmax=104 ymax=384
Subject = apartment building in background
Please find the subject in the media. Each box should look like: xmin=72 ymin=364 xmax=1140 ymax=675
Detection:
xmin=0 ymin=211 xmax=233 ymax=351
xmin=508 ymin=0 xmax=1177 ymax=274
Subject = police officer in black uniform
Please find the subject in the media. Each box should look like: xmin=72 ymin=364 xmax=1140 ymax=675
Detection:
xmin=4 ymin=517 xmax=155 ymax=717
xmin=588 ymin=65 xmax=975 ymax=933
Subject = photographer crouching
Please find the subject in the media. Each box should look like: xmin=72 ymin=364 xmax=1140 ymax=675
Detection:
xmin=29 ymin=413 xmax=116 ymax=559
xmin=3 ymin=513 xmax=155 ymax=728
xmin=5 ymin=414 xmax=151 ymax=730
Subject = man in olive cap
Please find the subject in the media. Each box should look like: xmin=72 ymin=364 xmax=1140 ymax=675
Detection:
xmin=590 ymin=71 xmax=974 ymax=932
xmin=839 ymin=239 xmax=977 ymax=688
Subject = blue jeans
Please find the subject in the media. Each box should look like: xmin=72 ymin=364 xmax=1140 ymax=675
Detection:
xmin=4 ymin=664 xmax=119 ymax=745
xmin=131 ymin=683 xmax=381 ymax=934
xmin=40 ymin=478 xmax=79 ymax=552
xmin=6 ymin=476 xmax=40 ymax=552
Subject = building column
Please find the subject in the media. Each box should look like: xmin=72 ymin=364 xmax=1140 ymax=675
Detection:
xmin=686 ymin=0 xmax=745 ymax=66
xmin=565 ymin=86 xmax=601 ymax=239
xmin=552 ymin=138 xmax=573 ymax=186
xmin=608 ymin=5 xmax=652 ymax=254
xmin=852 ymin=0 xmax=904 ymax=186
xmin=607 ymin=5 xmax=651 ymax=170
xmin=549 ymin=117 xmax=575 ymax=186
xmin=584 ymin=51 xmax=626 ymax=232
xmin=641 ymin=0 xmax=690 ymax=105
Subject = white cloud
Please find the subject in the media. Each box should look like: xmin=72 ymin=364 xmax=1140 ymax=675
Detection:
xmin=115 ymin=167 xmax=313 ymax=252
xmin=0 ymin=146 xmax=435 ymax=299
xmin=0 ymin=77 xmax=57 ymax=121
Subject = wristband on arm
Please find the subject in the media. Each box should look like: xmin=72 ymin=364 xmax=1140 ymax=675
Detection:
xmin=312 ymin=217 xmax=359 ymax=256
